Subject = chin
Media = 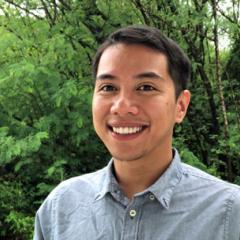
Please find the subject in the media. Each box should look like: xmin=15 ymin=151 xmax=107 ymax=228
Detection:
xmin=111 ymin=153 xmax=144 ymax=162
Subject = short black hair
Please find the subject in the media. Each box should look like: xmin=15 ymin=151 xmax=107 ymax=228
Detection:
xmin=92 ymin=25 xmax=191 ymax=98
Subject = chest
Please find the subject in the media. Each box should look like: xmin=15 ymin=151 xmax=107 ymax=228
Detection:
xmin=53 ymin=195 xmax=225 ymax=240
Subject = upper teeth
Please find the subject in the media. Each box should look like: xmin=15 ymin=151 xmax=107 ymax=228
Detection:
xmin=112 ymin=127 xmax=143 ymax=135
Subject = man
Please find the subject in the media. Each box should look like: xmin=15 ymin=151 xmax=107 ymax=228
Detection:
xmin=34 ymin=25 xmax=240 ymax=240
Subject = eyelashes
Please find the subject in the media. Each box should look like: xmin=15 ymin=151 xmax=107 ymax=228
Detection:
xmin=137 ymin=85 xmax=156 ymax=91
xmin=97 ymin=84 xmax=157 ymax=93
xmin=98 ymin=84 xmax=117 ymax=92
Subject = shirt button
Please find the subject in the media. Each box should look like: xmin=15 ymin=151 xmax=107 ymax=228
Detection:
xmin=129 ymin=209 xmax=137 ymax=218
xmin=149 ymin=194 xmax=155 ymax=201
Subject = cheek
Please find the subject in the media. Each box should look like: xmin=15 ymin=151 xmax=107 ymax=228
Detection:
xmin=92 ymin=97 xmax=101 ymax=124
xmin=92 ymin=102 xmax=104 ymax=137
xmin=148 ymin=100 xmax=177 ymax=122
xmin=145 ymin=98 xmax=169 ymax=113
xmin=92 ymin=97 xmax=110 ymax=121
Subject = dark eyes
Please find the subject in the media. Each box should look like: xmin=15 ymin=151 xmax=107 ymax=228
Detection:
xmin=99 ymin=85 xmax=117 ymax=92
xmin=137 ymin=85 xmax=155 ymax=91
xmin=98 ymin=84 xmax=156 ymax=93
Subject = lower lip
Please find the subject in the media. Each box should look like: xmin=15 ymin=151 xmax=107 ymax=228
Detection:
xmin=110 ymin=128 xmax=146 ymax=141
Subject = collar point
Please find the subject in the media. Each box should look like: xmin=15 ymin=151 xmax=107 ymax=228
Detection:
xmin=161 ymin=197 xmax=170 ymax=209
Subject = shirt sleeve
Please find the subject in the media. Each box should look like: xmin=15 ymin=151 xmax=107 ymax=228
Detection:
xmin=227 ymin=188 xmax=240 ymax=240
xmin=33 ymin=211 xmax=44 ymax=240
xmin=33 ymin=193 xmax=55 ymax=240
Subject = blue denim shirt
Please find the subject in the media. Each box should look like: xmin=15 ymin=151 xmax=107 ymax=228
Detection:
xmin=34 ymin=149 xmax=240 ymax=240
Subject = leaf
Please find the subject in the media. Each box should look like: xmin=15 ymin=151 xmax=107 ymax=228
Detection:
xmin=77 ymin=117 xmax=84 ymax=128
xmin=47 ymin=166 xmax=55 ymax=177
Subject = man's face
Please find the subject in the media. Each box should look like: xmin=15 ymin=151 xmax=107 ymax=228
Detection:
xmin=92 ymin=43 xmax=190 ymax=162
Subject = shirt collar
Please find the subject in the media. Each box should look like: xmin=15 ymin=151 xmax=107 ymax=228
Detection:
xmin=94 ymin=159 xmax=118 ymax=201
xmin=146 ymin=148 xmax=183 ymax=209
xmin=95 ymin=149 xmax=183 ymax=209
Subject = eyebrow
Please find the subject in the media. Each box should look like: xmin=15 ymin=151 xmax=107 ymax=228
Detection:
xmin=96 ymin=73 xmax=116 ymax=81
xmin=134 ymin=72 xmax=164 ymax=80
xmin=96 ymin=71 xmax=164 ymax=81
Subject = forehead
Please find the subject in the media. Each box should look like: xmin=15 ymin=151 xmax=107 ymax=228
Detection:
xmin=97 ymin=43 xmax=168 ymax=76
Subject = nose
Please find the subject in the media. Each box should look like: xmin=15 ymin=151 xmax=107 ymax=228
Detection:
xmin=110 ymin=93 xmax=139 ymax=116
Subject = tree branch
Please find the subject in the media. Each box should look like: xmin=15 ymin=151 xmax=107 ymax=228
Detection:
xmin=216 ymin=3 xmax=240 ymax=25
xmin=40 ymin=0 xmax=54 ymax=26
xmin=131 ymin=0 xmax=151 ymax=25
xmin=3 ymin=0 xmax=44 ymax=20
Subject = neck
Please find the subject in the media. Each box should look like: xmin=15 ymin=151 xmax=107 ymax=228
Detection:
xmin=113 ymin=149 xmax=173 ymax=200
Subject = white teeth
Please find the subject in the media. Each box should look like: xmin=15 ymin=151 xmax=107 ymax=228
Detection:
xmin=112 ymin=127 xmax=143 ymax=135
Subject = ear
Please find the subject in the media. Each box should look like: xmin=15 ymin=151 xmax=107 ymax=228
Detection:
xmin=175 ymin=90 xmax=191 ymax=123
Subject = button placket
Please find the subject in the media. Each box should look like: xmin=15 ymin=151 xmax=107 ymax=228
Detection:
xmin=122 ymin=199 xmax=142 ymax=239
xmin=149 ymin=194 xmax=155 ymax=201
xmin=129 ymin=209 xmax=137 ymax=218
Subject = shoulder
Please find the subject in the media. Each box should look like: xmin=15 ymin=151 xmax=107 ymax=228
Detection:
xmin=181 ymin=162 xmax=239 ymax=189
xmin=180 ymin=163 xmax=240 ymax=237
xmin=50 ymin=166 xmax=108 ymax=203
xmin=34 ymin=166 xmax=109 ymax=238
xmin=227 ymin=185 xmax=240 ymax=239
xmin=37 ymin=165 xmax=109 ymax=216
xmin=180 ymin=162 xmax=240 ymax=209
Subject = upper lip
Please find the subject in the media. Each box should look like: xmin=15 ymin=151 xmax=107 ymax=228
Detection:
xmin=108 ymin=121 xmax=149 ymax=128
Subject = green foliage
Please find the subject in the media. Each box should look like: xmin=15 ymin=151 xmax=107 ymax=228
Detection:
xmin=0 ymin=181 xmax=34 ymax=239
xmin=5 ymin=211 xmax=34 ymax=239
xmin=0 ymin=128 xmax=48 ymax=165
xmin=0 ymin=0 xmax=239 ymax=238
xmin=174 ymin=132 xmax=218 ymax=176
xmin=180 ymin=148 xmax=218 ymax=177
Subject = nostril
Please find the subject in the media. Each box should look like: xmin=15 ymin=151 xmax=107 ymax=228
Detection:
xmin=110 ymin=102 xmax=139 ymax=116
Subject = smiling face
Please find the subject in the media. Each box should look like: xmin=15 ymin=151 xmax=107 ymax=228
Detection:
xmin=92 ymin=44 xmax=190 ymax=163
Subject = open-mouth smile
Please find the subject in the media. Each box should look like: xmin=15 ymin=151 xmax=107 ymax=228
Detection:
xmin=112 ymin=126 xmax=143 ymax=135
xmin=108 ymin=124 xmax=148 ymax=137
